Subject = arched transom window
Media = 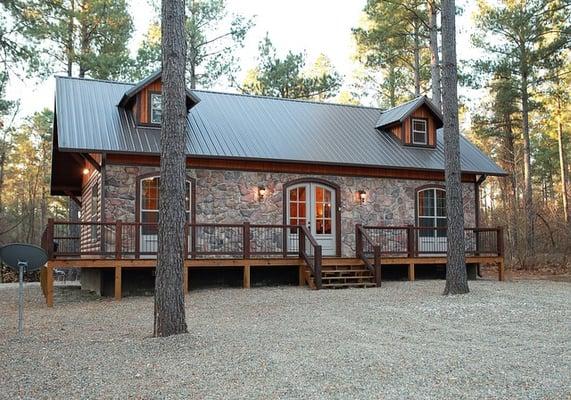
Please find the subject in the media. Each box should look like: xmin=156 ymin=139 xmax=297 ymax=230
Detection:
xmin=417 ymin=187 xmax=446 ymax=238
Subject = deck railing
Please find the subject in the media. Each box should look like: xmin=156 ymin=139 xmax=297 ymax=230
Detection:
xmin=355 ymin=224 xmax=382 ymax=286
xmin=357 ymin=225 xmax=504 ymax=257
xmin=43 ymin=219 xmax=312 ymax=259
xmin=298 ymin=225 xmax=322 ymax=289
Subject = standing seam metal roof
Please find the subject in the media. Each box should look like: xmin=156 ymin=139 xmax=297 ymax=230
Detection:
xmin=54 ymin=76 xmax=505 ymax=175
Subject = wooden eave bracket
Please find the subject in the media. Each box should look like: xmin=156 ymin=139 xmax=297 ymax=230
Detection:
xmin=82 ymin=153 xmax=101 ymax=172
xmin=71 ymin=152 xmax=101 ymax=172
xmin=64 ymin=191 xmax=82 ymax=207
xmin=476 ymin=174 xmax=487 ymax=185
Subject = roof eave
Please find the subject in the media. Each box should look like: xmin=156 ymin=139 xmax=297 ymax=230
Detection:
xmin=53 ymin=146 xmax=507 ymax=177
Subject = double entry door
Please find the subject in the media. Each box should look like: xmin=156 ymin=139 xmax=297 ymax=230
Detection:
xmin=287 ymin=183 xmax=337 ymax=256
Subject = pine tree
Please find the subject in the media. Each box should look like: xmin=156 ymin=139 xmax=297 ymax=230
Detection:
xmin=471 ymin=71 xmax=522 ymax=259
xmin=473 ymin=0 xmax=571 ymax=254
xmin=353 ymin=0 xmax=432 ymax=106
xmin=9 ymin=0 xmax=133 ymax=79
xmin=441 ymin=0 xmax=468 ymax=295
xmin=154 ymin=0 xmax=188 ymax=337
xmin=241 ymin=35 xmax=341 ymax=100
xmin=130 ymin=0 xmax=253 ymax=88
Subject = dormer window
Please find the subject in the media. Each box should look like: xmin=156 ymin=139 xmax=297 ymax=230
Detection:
xmin=117 ymin=70 xmax=200 ymax=126
xmin=412 ymin=118 xmax=428 ymax=145
xmin=150 ymin=92 xmax=162 ymax=124
xmin=375 ymin=97 xmax=442 ymax=148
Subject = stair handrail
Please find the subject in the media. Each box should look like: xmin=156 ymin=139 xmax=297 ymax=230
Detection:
xmin=355 ymin=224 xmax=382 ymax=287
xmin=298 ymin=225 xmax=322 ymax=289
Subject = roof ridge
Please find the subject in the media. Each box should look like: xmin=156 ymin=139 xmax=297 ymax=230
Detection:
xmin=191 ymin=89 xmax=383 ymax=111
xmin=380 ymin=95 xmax=424 ymax=113
xmin=55 ymin=75 xmax=383 ymax=111
xmin=55 ymin=75 xmax=135 ymax=86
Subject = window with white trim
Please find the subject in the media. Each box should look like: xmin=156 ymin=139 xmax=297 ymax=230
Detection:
xmin=140 ymin=176 xmax=191 ymax=235
xmin=411 ymin=118 xmax=428 ymax=145
xmin=150 ymin=93 xmax=162 ymax=124
xmin=417 ymin=187 xmax=446 ymax=238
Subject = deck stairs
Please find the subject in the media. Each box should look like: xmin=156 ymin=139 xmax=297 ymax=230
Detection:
xmin=303 ymin=258 xmax=377 ymax=289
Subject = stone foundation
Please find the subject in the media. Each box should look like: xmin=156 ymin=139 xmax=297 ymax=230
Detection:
xmin=103 ymin=165 xmax=476 ymax=257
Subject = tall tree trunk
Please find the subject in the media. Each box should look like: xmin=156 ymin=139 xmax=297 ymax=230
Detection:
xmin=441 ymin=0 xmax=468 ymax=295
xmin=188 ymin=0 xmax=197 ymax=89
xmin=429 ymin=0 xmax=441 ymax=109
xmin=388 ymin=65 xmax=396 ymax=107
xmin=0 ymin=150 xmax=5 ymax=214
xmin=520 ymin=67 xmax=534 ymax=253
xmin=78 ymin=16 xmax=89 ymax=78
xmin=413 ymin=21 xmax=421 ymax=96
xmin=189 ymin=61 xmax=196 ymax=89
xmin=557 ymin=97 xmax=570 ymax=225
xmin=154 ymin=0 xmax=188 ymax=337
xmin=502 ymin=116 xmax=518 ymax=258
xmin=66 ymin=0 xmax=75 ymax=76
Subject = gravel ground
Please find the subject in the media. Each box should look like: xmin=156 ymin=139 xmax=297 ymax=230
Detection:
xmin=0 ymin=280 xmax=569 ymax=400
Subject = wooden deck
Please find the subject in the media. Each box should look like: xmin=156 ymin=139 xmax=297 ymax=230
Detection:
xmin=40 ymin=220 xmax=505 ymax=307
xmin=41 ymin=254 xmax=504 ymax=307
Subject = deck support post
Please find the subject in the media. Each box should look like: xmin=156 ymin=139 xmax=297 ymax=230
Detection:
xmin=183 ymin=266 xmax=189 ymax=294
xmin=114 ymin=265 xmax=122 ymax=300
xmin=298 ymin=265 xmax=305 ymax=286
xmin=498 ymin=259 xmax=504 ymax=281
xmin=243 ymin=264 xmax=251 ymax=288
xmin=408 ymin=263 xmax=415 ymax=281
xmin=46 ymin=262 xmax=54 ymax=308
xmin=373 ymin=245 xmax=382 ymax=287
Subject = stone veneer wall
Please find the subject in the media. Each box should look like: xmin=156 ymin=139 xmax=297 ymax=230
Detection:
xmin=104 ymin=165 xmax=476 ymax=257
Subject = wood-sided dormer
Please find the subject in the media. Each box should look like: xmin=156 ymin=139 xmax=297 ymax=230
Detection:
xmin=117 ymin=70 xmax=200 ymax=127
xmin=375 ymin=96 xmax=443 ymax=148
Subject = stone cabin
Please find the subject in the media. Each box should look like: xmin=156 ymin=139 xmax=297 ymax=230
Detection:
xmin=49 ymin=70 xmax=504 ymax=292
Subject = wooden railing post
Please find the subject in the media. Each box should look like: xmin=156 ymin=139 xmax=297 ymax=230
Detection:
xmin=135 ymin=223 xmax=140 ymax=259
xmin=184 ymin=223 xmax=189 ymax=259
xmin=243 ymin=222 xmax=250 ymax=259
xmin=115 ymin=220 xmax=122 ymax=260
xmin=47 ymin=218 xmax=54 ymax=259
xmin=474 ymin=228 xmax=481 ymax=256
xmin=406 ymin=225 xmax=414 ymax=257
xmin=373 ymin=245 xmax=382 ymax=287
xmin=282 ymin=226 xmax=288 ymax=257
xmin=299 ymin=226 xmax=305 ymax=257
xmin=314 ymin=245 xmax=322 ymax=290
xmin=190 ymin=224 xmax=197 ymax=259
xmin=355 ymin=224 xmax=362 ymax=258
xmin=497 ymin=226 xmax=505 ymax=281
xmin=497 ymin=227 xmax=504 ymax=257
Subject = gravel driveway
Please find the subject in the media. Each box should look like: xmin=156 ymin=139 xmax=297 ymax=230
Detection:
xmin=0 ymin=280 xmax=569 ymax=400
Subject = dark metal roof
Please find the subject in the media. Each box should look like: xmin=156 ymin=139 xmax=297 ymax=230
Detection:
xmin=375 ymin=96 xmax=443 ymax=129
xmin=54 ymin=76 xmax=505 ymax=176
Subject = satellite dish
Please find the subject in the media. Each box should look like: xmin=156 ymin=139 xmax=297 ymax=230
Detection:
xmin=0 ymin=243 xmax=48 ymax=336
xmin=0 ymin=243 xmax=48 ymax=272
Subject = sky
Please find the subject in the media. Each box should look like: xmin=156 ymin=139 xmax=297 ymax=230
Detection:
xmin=5 ymin=0 xmax=481 ymax=122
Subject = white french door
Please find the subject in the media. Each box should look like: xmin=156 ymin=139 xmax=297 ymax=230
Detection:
xmin=287 ymin=183 xmax=336 ymax=256
xmin=417 ymin=187 xmax=447 ymax=253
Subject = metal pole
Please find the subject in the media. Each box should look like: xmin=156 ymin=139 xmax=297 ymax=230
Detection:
xmin=18 ymin=261 xmax=26 ymax=336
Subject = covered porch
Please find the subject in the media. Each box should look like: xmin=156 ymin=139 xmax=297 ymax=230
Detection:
xmin=40 ymin=220 xmax=504 ymax=306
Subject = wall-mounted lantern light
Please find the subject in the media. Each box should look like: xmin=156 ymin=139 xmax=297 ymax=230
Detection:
xmin=357 ymin=190 xmax=367 ymax=204
xmin=82 ymin=167 xmax=90 ymax=176
xmin=258 ymin=186 xmax=267 ymax=201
